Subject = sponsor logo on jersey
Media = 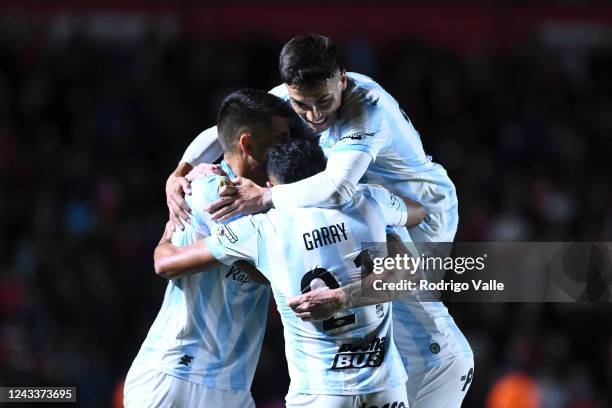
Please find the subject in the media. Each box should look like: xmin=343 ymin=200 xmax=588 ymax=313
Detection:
xmin=359 ymin=402 xmax=406 ymax=408
xmin=331 ymin=336 xmax=386 ymax=369
xmin=225 ymin=265 xmax=254 ymax=286
xmin=339 ymin=132 xmax=375 ymax=142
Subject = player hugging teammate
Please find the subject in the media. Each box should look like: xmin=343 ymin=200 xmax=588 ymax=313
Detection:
xmin=126 ymin=34 xmax=474 ymax=408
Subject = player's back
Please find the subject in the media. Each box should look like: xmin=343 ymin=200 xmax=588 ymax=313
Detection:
xmin=229 ymin=184 xmax=408 ymax=395
xmin=129 ymin=174 xmax=269 ymax=391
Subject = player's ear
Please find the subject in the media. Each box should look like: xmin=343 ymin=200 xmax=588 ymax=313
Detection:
xmin=238 ymin=133 xmax=253 ymax=157
xmin=339 ymin=69 xmax=347 ymax=90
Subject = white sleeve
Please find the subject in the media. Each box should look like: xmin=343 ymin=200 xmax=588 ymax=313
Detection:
xmin=362 ymin=185 xmax=409 ymax=227
xmin=271 ymin=149 xmax=372 ymax=208
xmin=206 ymin=217 xmax=260 ymax=267
xmin=180 ymin=126 xmax=223 ymax=166
xmin=268 ymin=83 xmax=289 ymax=100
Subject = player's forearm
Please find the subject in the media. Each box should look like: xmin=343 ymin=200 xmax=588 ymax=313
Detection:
xmin=340 ymin=273 xmax=399 ymax=308
xmin=341 ymin=234 xmax=416 ymax=308
xmin=271 ymin=171 xmax=350 ymax=208
xmin=154 ymin=242 xmax=188 ymax=279
xmin=154 ymin=239 xmax=219 ymax=279
xmin=154 ymin=243 xmax=177 ymax=278
xmin=171 ymin=162 xmax=193 ymax=179
xmin=404 ymin=197 xmax=427 ymax=227
xmin=271 ymin=150 xmax=371 ymax=208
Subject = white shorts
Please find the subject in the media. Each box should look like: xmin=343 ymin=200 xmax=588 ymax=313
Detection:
xmin=405 ymin=207 xmax=473 ymax=407
xmin=286 ymin=384 xmax=408 ymax=408
xmin=406 ymin=356 xmax=474 ymax=408
xmin=123 ymin=364 xmax=255 ymax=408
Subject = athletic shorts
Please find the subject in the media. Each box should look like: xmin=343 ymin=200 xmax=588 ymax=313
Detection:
xmin=123 ymin=363 xmax=254 ymax=408
xmin=406 ymin=356 xmax=474 ymax=408
xmin=286 ymin=383 xmax=408 ymax=408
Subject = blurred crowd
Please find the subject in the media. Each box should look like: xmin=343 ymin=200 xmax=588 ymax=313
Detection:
xmin=0 ymin=21 xmax=611 ymax=408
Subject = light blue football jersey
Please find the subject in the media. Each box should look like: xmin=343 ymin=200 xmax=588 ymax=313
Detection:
xmin=270 ymin=72 xmax=457 ymax=214
xmin=129 ymin=161 xmax=270 ymax=390
xmin=207 ymin=184 xmax=409 ymax=395
xmin=179 ymin=73 xmax=471 ymax=376
xmin=271 ymin=73 xmax=472 ymax=372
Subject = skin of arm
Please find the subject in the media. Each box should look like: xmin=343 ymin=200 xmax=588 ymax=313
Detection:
xmin=403 ymin=197 xmax=427 ymax=228
xmin=287 ymin=230 xmax=419 ymax=321
xmin=153 ymin=221 xmax=220 ymax=279
xmin=153 ymin=222 xmax=268 ymax=284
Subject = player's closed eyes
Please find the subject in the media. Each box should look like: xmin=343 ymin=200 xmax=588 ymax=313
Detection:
xmin=291 ymin=100 xmax=308 ymax=109
xmin=292 ymin=99 xmax=330 ymax=111
xmin=316 ymin=100 xmax=332 ymax=109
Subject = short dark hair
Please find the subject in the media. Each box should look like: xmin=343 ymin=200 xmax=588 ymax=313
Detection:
xmin=279 ymin=34 xmax=341 ymax=88
xmin=265 ymin=136 xmax=326 ymax=184
xmin=217 ymin=89 xmax=294 ymax=152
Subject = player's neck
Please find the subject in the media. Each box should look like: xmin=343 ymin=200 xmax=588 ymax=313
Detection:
xmin=223 ymin=154 xmax=267 ymax=186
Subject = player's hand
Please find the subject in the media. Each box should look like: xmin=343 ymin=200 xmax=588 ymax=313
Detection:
xmin=185 ymin=163 xmax=226 ymax=182
xmin=206 ymin=177 xmax=272 ymax=222
xmin=166 ymin=173 xmax=192 ymax=231
xmin=287 ymin=288 xmax=347 ymax=321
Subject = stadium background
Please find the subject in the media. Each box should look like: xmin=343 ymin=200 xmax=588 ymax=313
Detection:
xmin=1 ymin=1 xmax=611 ymax=407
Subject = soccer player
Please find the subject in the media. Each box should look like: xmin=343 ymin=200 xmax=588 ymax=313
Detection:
xmin=123 ymin=89 xmax=296 ymax=407
xmin=165 ymin=34 xmax=474 ymax=406
xmin=155 ymin=136 xmax=427 ymax=408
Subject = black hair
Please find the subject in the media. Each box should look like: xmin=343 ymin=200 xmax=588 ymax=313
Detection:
xmin=265 ymin=136 xmax=327 ymax=184
xmin=279 ymin=34 xmax=341 ymax=88
xmin=217 ymin=89 xmax=294 ymax=152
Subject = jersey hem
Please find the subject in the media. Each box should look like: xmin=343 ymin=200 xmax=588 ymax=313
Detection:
xmin=158 ymin=368 xmax=252 ymax=392
xmin=129 ymin=362 xmax=251 ymax=392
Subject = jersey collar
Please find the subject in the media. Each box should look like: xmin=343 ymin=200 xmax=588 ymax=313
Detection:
xmin=220 ymin=160 xmax=237 ymax=179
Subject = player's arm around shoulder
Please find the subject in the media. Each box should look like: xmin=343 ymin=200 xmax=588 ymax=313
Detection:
xmin=153 ymin=221 xmax=221 ymax=279
xmin=154 ymin=176 xmax=241 ymax=279
xmin=165 ymin=126 xmax=225 ymax=231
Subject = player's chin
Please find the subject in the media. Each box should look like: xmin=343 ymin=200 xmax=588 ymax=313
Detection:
xmin=307 ymin=118 xmax=332 ymax=133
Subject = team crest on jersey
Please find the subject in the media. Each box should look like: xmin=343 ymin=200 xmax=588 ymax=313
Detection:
xmin=217 ymin=224 xmax=238 ymax=243
xmin=339 ymin=132 xmax=374 ymax=142
xmin=331 ymin=336 xmax=386 ymax=370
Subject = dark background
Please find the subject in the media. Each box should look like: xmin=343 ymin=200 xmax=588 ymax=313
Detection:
xmin=1 ymin=1 xmax=612 ymax=407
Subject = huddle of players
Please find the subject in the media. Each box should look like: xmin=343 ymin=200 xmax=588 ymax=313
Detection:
xmin=124 ymin=35 xmax=474 ymax=408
